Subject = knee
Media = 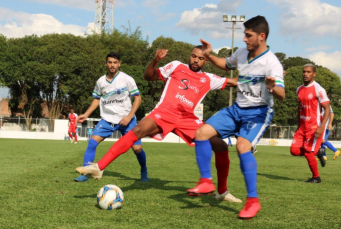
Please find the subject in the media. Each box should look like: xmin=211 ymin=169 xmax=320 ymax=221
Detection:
xmin=132 ymin=145 xmax=142 ymax=154
xmin=290 ymin=146 xmax=301 ymax=156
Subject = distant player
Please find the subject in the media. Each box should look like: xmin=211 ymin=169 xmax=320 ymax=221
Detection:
xmin=75 ymin=46 xmax=242 ymax=203
xmin=319 ymin=105 xmax=340 ymax=160
xmin=291 ymin=64 xmax=331 ymax=183
xmin=190 ymin=16 xmax=285 ymax=219
xmin=68 ymin=109 xmax=78 ymax=144
xmin=74 ymin=52 xmax=148 ymax=183
xmin=87 ymin=126 xmax=94 ymax=140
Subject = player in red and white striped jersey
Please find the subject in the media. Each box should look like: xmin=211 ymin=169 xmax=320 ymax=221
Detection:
xmin=290 ymin=64 xmax=331 ymax=183
xmin=68 ymin=109 xmax=78 ymax=144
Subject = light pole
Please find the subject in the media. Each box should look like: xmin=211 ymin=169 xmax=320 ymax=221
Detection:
xmin=223 ymin=15 xmax=245 ymax=106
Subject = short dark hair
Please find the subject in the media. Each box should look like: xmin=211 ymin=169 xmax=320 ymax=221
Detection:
xmin=106 ymin=52 xmax=121 ymax=61
xmin=244 ymin=15 xmax=269 ymax=40
xmin=193 ymin=45 xmax=203 ymax=50
xmin=303 ymin=63 xmax=316 ymax=72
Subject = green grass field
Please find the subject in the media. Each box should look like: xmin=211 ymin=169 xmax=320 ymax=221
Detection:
xmin=1 ymin=138 xmax=341 ymax=229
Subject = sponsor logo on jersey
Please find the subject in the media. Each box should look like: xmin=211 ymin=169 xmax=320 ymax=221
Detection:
xmin=163 ymin=63 xmax=173 ymax=72
xmin=238 ymin=89 xmax=262 ymax=98
xmin=178 ymin=79 xmax=200 ymax=94
xmin=117 ymin=89 xmax=121 ymax=94
xmin=200 ymin=77 xmax=206 ymax=83
xmin=195 ymin=119 xmax=203 ymax=125
xmin=103 ymin=99 xmax=124 ymax=105
xmin=319 ymin=91 xmax=324 ymax=99
xmin=155 ymin=114 xmax=161 ymax=119
xmin=308 ymin=93 xmax=313 ymax=99
xmin=300 ymin=115 xmax=311 ymax=121
xmin=175 ymin=93 xmax=194 ymax=108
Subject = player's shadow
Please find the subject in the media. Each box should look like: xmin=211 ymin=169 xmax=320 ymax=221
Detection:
xmin=77 ymin=170 xmax=240 ymax=213
xmin=258 ymin=173 xmax=294 ymax=181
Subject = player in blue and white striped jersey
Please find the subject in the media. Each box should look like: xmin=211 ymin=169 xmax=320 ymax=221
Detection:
xmin=74 ymin=52 xmax=148 ymax=182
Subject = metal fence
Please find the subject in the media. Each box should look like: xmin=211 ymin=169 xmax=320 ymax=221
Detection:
xmin=1 ymin=117 xmax=341 ymax=140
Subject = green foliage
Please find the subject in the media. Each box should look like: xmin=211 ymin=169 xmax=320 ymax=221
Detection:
xmin=0 ymin=29 xmax=340 ymax=126
xmin=1 ymin=139 xmax=341 ymax=228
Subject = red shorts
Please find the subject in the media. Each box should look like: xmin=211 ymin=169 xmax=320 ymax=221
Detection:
xmin=68 ymin=124 xmax=77 ymax=133
xmin=291 ymin=128 xmax=324 ymax=153
xmin=146 ymin=108 xmax=203 ymax=146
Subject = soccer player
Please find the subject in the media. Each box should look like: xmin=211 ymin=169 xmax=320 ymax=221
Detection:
xmin=87 ymin=126 xmax=93 ymax=140
xmin=291 ymin=63 xmax=330 ymax=183
xmin=189 ymin=16 xmax=285 ymax=219
xmin=319 ymin=106 xmax=340 ymax=160
xmin=75 ymin=46 xmax=242 ymax=203
xmin=68 ymin=109 xmax=78 ymax=144
xmin=74 ymin=52 xmax=149 ymax=183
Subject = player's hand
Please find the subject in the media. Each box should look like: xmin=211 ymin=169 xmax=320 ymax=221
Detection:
xmin=315 ymin=126 xmax=324 ymax=139
xmin=265 ymin=76 xmax=276 ymax=93
xmin=200 ymin=38 xmax=212 ymax=58
xmin=154 ymin=49 xmax=168 ymax=62
xmin=119 ymin=116 xmax=132 ymax=126
xmin=77 ymin=114 xmax=88 ymax=123
xmin=328 ymin=123 xmax=332 ymax=130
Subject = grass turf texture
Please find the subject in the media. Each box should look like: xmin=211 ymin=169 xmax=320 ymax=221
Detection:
xmin=1 ymin=138 xmax=341 ymax=229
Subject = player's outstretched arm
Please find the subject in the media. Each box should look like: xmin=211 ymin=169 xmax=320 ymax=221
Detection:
xmin=144 ymin=49 xmax=168 ymax=81
xmin=77 ymin=99 xmax=100 ymax=123
xmin=265 ymin=76 xmax=285 ymax=100
xmin=225 ymin=77 xmax=238 ymax=87
xmin=200 ymin=38 xmax=229 ymax=71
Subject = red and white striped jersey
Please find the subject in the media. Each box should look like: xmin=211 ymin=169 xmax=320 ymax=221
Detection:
xmin=68 ymin=113 xmax=78 ymax=124
xmin=296 ymin=81 xmax=329 ymax=130
xmin=155 ymin=61 xmax=228 ymax=116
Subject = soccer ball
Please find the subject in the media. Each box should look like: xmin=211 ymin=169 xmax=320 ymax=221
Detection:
xmin=97 ymin=184 xmax=124 ymax=210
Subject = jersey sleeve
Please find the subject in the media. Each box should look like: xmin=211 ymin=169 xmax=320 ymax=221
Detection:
xmin=92 ymin=80 xmax=101 ymax=99
xmin=226 ymin=49 xmax=240 ymax=70
xmin=157 ymin=61 xmax=182 ymax=81
xmin=268 ymin=60 xmax=284 ymax=89
xmin=317 ymin=86 xmax=329 ymax=105
xmin=206 ymin=73 xmax=228 ymax=90
xmin=126 ymin=76 xmax=140 ymax=97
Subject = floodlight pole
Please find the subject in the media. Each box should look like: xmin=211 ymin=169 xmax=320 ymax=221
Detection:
xmin=223 ymin=15 xmax=245 ymax=106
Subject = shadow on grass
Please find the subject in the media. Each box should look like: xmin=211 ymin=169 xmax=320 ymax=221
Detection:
xmin=258 ymin=173 xmax=294 ymax=180
xmin=75 ymin=170 xmax=240 ymax=213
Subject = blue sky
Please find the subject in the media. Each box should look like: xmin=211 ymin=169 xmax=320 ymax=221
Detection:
xmin=0 ymin=0 xmax=340 ymax=79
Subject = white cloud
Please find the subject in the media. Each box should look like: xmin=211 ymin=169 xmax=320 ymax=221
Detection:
xmin=304 ymin=45 xmax=331 ymax=52
xmin=22 ymin=0 xmax=129 ymax=11
xmin=308 ymin=51 xmax=341 ymax=74
xmin=213 ymin=46 xmax=231 ymax=54
xmin=175 ymin=0 xmax=244 ymax=40
xmin=0 ymin=7 xmax=88 ymax=38
xmin=267 ymin=0 xmax=341 ymax=38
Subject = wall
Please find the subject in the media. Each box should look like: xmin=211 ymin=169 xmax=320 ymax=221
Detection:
xmin=1 ymin=119 xmax=341 ymax=148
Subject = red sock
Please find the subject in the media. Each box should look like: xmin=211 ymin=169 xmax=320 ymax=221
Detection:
xmin=69 ymin=133 xmax=73 ymax=139
xmin=97 ymin=131 xmax=138 ymax=170
xmin=199 ymin=178 xmax=213 ymax=183
xmin=214 ymin=150 xmax=229 ymax=195
xmin=305 ymin=151 xmax=319 ymax=177
xmin=74 ymin=135 xmax=78 ymax=142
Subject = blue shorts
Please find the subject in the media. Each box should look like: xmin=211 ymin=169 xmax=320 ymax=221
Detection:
xmin=206 ymin=102 xmax=274 ymax=147
xmin=323 ymin=129 xmax=330 ymax=140
xmin=92 ymin=117 xmax=142 ymax=145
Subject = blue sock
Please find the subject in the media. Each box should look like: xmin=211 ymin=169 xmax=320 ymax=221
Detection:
xmin=83 ymin=138 xmax=99 ymax=166
xmin=239 ymin=151 xmax=258 ymax=198
xmin=324 ymin=141 xmax=337 ymax=153
xmin=135 ymin=149 xmax=147 ymax=169
xmin=195 ymin=139 xmax=212 ymax=179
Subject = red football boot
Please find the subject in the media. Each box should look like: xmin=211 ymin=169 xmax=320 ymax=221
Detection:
xmin=187 ymin=178 xmax=215 ymax=196
xmin=238 ymin=197 xmax=261 ymax=219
